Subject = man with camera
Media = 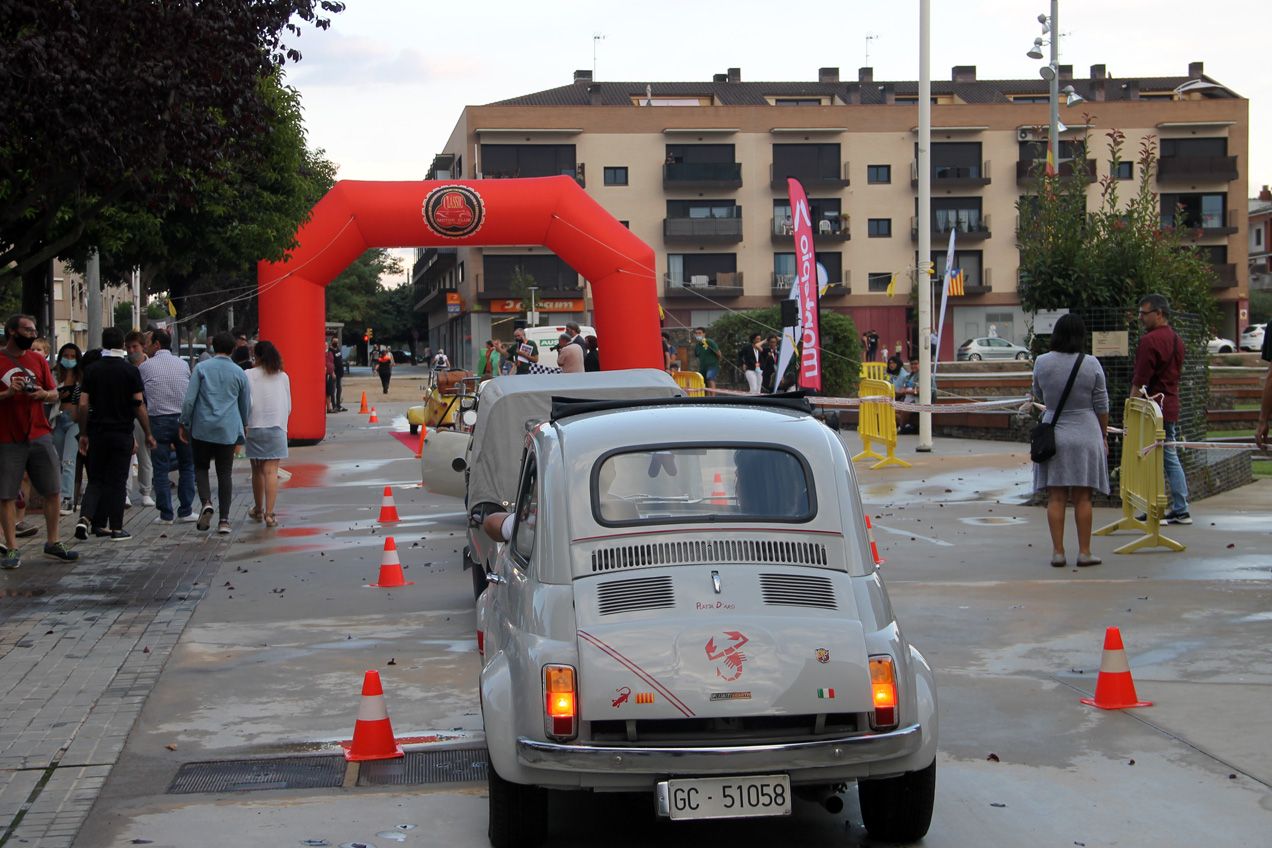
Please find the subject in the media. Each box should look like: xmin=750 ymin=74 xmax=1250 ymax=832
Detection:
xmin=1 ymin=314 xmax=79 ymax=568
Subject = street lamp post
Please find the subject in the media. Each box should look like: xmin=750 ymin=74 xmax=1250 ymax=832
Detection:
xmin=1027 ymin=1 xmax=1062 ymax=167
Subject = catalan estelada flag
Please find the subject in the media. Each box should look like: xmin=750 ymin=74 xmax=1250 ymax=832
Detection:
xmin=1045 ymin=147 xmax=1056 ymax=177
xmin=948 ymin=269 xmax=965 ymax=296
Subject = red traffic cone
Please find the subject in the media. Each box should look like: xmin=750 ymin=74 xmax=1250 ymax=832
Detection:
xmin=368 ymin=407 xmax=379 ymax=424
xmin=709 ymin=472 xmax=728 ymax=506
xmin=1081 ymin=627 xmax=1153 ymax=710
xmin=864 ymin=515 xmax=886 ymax=566
xmin=378 ymin=486 xmax=400 ymax=523
xmin=358 ymin=390 xmax=369 ymax=414
xmin=345 ymin=670 xmax=405 ymax=761
xmin=368 ymin=536 xmax=414 ymax=588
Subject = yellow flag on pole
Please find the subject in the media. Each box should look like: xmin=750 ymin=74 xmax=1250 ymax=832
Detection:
xmin=885 ymin=274 xmax=897 ymax=297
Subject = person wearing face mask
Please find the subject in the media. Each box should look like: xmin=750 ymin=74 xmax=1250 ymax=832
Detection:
xmin=124 ymin=331 xmax=155 ymax=508
xmin=51 ymin=343 xmax=83 ymax=515
xmin=1 ymin=315 xmax=80 ymax=568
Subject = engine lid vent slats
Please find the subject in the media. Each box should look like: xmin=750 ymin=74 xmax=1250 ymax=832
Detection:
xmin=759 ymin=573 xmax=837 ymax=610
xmin=596 ymin=575 xmax=675 ymax=615
xmin=591 ymin=539 xmax=828 ymax=573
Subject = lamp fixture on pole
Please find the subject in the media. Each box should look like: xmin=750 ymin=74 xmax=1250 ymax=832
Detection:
xmin=1025 ymin=0 xmax=1062 ymax=167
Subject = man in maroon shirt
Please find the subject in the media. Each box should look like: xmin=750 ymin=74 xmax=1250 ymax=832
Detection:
xmin=1 ymin=314 xmax=80 ymax=567
xmin=1132 ymin=293 xmax=1190 ymax=524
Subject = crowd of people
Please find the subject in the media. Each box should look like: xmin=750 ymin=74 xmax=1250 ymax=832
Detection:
xmin=1 ymin=315 xmax=293 ymax=569
xmin=473 ymin=322 xmax=601 ymax=378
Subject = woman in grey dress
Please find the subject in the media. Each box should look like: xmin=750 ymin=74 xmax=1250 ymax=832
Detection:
xmin=1032 ymin=313 xmax=1109 ymax=567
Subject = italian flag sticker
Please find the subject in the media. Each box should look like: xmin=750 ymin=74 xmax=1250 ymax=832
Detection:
xmin=817 ymin=688 xmax=835 ymax=699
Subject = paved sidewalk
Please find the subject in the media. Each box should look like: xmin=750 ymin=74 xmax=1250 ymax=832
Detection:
xmin=0 ymin=486 xmax=244 ymax=846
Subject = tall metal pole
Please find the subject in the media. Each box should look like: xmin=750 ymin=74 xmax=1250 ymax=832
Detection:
xmin=131 ymin=267 xmax=141 ymax=330
xmin=1048 ymin=0 xmax=1060 ymax=167
xmin=86 ymin=250 xmax=102 ymax=349
xmin=917 ymin=0 xmax=934 ymax=452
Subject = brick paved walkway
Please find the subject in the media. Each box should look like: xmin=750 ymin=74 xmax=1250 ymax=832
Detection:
xmin=0 ymin=495 xmax=244 ymax=847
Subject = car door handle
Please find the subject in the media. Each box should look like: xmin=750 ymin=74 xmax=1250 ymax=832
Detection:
xmin=486 ymin=572 xmax=507 ymax=586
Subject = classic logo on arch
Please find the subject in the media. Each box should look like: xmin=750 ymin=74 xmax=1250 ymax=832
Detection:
xmin=422 ymin=185 xmax=485 ymax=239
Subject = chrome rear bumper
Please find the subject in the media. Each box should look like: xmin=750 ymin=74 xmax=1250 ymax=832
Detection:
xmin=517 ymin=724 xmax=921 ymax=774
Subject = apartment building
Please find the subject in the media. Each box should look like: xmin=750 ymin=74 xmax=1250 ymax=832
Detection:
xmin=1250 ymin=185 xmax=1272 ymax=292
xmin=51 ymin=260 xmax=131 ymax=351
xmin=414 ymin=62 xmax=1248 ymax=367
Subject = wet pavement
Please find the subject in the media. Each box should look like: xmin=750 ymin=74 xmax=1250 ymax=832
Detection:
xmin=3 ymin=374 xmax=1269 ymax=846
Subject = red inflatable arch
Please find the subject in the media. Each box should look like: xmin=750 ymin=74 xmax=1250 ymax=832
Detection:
xmin=257 ymin=176 xmax=663 ymax=442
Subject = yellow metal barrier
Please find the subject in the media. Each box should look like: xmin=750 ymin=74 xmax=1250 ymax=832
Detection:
xmin=861 ymin=362 xmax=887 ymax=382
xmin=851 ymin=377 xmax=912 ymax=470
xmin=1094 ymin=397 xmax=1185 ymax=554
xmin=672 ymin=370 xmax=706 ymax=397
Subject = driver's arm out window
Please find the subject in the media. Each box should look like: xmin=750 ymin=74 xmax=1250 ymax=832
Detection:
xmin=511 ymin=452 xmax=538 ymax=565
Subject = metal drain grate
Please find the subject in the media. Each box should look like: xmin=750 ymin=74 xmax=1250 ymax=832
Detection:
xmin=169 ymin=755 xmax=346 ymax=794
xmin=358 ymin=746 xmax=488 ymax=786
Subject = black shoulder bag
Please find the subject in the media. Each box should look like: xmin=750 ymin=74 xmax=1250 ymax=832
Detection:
xmin=1030 ymin=353 xmax=1084 ymax=464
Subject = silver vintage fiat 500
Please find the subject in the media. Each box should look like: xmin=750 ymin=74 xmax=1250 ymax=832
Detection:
xmin=476 ymin=394 xmax=937 ymax=847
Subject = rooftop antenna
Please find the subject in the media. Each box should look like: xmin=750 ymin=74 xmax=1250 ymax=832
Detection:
xmin=593 ymin=33 xmax=605 ymax=79
xmin=865 ymin=33 xmax=879 ymax=67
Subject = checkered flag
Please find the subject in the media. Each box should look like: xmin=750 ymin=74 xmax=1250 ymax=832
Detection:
xmin=527 ymin=363 xmax=562 ymax=375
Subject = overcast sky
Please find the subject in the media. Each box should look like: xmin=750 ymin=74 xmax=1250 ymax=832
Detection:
xmin=284 ymin=0 xmax=1271 ymax=283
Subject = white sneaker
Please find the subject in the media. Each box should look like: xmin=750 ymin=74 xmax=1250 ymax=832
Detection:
xmin=124 ymin=494 xmax=132 ymax=508
xmin=178 ymin=513 xmax=199 ymax=523
xmin=142 ymin=495 xmax=156 ymax=507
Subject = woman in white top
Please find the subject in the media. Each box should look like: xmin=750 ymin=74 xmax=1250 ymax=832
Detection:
xmin=244 ymin=340 xmax=291 ymax=527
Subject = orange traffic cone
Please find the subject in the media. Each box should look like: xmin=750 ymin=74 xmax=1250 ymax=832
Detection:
xmin=415 ymin=426 xmax=426 ymax=458
xmin=709 ymin=472 xmax=728 ymax=506
xmin=368 ymin=407 xmax=379 ymax=424
xmin=358 ymin=390 xmax=369 ymax=414
xmin=1080 ymin=627 xmax=1153 ymax=710
xmin=368 ymin=536 xmax=414 ymax=588
xmin=378 ymin=486 xmax=400 ymax=523
xmin=345 ymin=670 xmax=405 ymax=761
xmin=864 ymin=515 xmax=886 ymax=566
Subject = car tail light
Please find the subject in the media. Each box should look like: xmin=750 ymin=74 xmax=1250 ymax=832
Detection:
xmin=543 ymin=664 xmax=577 ymax=740
xmin=869 ymin=656 xmax=898 ymax=730
xmin=476 ymin=629 xmax=484 ymax=658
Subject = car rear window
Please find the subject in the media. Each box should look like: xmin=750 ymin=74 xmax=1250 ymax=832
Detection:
xmin=591 ymin=446 xmax=815 ymax=526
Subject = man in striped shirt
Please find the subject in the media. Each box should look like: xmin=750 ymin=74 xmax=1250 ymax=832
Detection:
xmin=140 ymin=329 xmax=197 ymax=524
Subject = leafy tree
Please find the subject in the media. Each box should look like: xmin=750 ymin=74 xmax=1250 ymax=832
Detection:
xmin=0 ymin=1 xmax=345 ymax=290
xmin=707 ymin=307 xmax=861 ymax=397
xmin=1016 ymin=127 xmax=1217 ymax=328
xmin=325 ymin=249 xmax=404 ymax=334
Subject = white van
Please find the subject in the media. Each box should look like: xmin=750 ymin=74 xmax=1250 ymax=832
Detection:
xmin=522 ymin=324 xmax=596 ymax=369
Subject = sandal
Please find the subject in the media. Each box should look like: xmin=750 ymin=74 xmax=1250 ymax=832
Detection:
xmin=248 ymin=506 xmax=263 ymax=522
xmin=1076 ymin=554 xmax=1102 ymax=567
xmin=264 ymin=513 xmax=278 ymax=528
xmin=1050 ymin=553 xmax=1066 ymax=568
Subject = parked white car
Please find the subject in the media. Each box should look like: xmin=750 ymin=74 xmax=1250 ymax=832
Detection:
xmin=1208 ymin=336 xmax=1237 ymax=354
xmin=1240 ymin=324 xmax=1265 ymax=352
xmin=956 ymin=336 xmax=1031 ymax=361
xmin=476 ymin=394 xmax=938 ymax=847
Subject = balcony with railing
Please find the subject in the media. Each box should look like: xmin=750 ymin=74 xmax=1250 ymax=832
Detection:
xmin=911 ymin=215 xmax=991 ymax=242
xmin=1015 ymin=158 xmax=1097 ymax=185
xmin=664 ymin=272 xmax=744 ymax=298
xmin=770 ymin=162 xmax=850 ymax=190
xmin=770 ymin=271 xmax=849 ymax=297
xmin=911 ymin=161 xmax=991 ymax=188
xmin=1157 ymin=155 xmax=1238 ymax=184
xmin=771 ymin=216 xmax=850 ymax=244
xmin=1211 ymin=263 xmax=1238 ymax=288
xmin=1162 ymin=208 xmax=1239 ymax=238
xmin=664 ymin=215 xmax=744 ymax=243
xmin=482 ymin=163 xmax=585 ymax=187
xmin=663 ymin=161 xmax=743 ymax=190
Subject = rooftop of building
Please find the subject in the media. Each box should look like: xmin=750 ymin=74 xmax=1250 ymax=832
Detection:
xmin=489 ymin=62 xmax=1241 ymax=108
